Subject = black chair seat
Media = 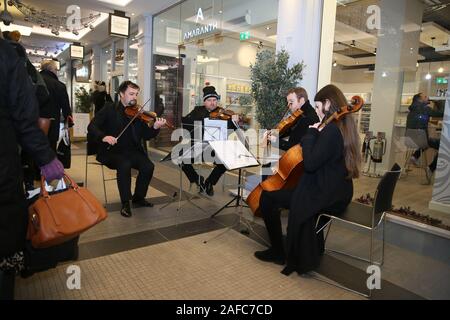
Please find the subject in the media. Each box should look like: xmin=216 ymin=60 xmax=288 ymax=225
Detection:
xmin=331 ymin=201 xmax=383 ymax=228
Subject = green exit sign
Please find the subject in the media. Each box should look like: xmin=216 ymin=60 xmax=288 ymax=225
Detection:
xmin=240 ymin=31 xmax=250 ymax=41
xmin=436 ymin=77 xmax=448 ymax=84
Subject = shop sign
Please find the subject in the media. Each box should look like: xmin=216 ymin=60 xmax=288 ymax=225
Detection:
xmin=70 ymin=44 xmax=84 ymax=59
xmin=183 ymin=7 xmax=219 ymax=41
xmin=109 ymin=12 xmax=130 ymax=38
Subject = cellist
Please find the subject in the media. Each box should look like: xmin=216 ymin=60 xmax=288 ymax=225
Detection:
xmin=261 ymin=87 xmax=318 ymax=179
xmin=254 ymin=84 xmax=361 ymax=276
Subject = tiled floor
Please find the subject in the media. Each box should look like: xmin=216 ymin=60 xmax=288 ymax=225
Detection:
xmin=15 ymin=230 xmax=364 ymax=300
xmin=13 ymin=145 xmax=450 ymax=300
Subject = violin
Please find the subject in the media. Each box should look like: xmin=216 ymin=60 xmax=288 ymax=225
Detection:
xmin=274 ymin=104 xmax=304 ymax=136
xmin=124 ymin=105 xmax=175 ymax=130
xmin=209 ymin=107 xmax=237 ymax=121
xmin=246 ymin=95 xmax=364 ymax=216
xmin=263 ymin=104 xmax=303 ymax=147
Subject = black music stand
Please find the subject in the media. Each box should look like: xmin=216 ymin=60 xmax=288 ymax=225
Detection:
xmin=159 ymin=141 xmax=210 ymax=214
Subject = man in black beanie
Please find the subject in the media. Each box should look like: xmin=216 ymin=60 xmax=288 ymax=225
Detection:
xmin=181 ymin=85 xmax=239 ymax=196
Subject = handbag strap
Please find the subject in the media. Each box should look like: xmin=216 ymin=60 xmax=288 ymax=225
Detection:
xmin=40 ymin=173 xmax=79 ymax=198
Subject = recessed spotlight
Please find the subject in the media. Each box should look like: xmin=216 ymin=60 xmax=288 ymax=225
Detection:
xmin=131 ymin=13 xmax=135 ymax=16
xmin=218 ymin=10 xmax=222 ymax=14
xmin=266 ymin=26 xmax=271 ymax=30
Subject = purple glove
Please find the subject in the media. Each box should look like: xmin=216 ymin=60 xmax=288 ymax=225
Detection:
xmin=40 ymin=158 xmax=65 ymax=183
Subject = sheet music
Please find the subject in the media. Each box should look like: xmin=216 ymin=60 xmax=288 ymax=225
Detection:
xmin=208 ymin=140 xmax=259 ymax=170
xmin=204 ymin=118 xmax=228 ymax=141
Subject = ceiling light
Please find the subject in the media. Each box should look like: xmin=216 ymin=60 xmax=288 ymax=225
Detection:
xmin=333 ymin=61 xmax=337 ymax=67
xmin=425 ymin=62 xmax=432 ymax=80
xmin=0 ymin=22 xmax=32 ymax=36
xmin=382 ymin=72 xmax=387 ymax=77
xmin=438 ymin=67 xmax=444 ymax=73
xmin=0 ymin=4 xmax=14 ymax=26
xmin=97 ymin=0 xmax=133 ymax=7
xmin=266 ymin=26 xmax=271 ymax=30
xmin=350 ymin=40 xmax=356 ymax=47
xmin=416 ymin=62 xmax=419 ymax=68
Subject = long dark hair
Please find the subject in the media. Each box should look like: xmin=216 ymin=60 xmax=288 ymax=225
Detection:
xmin=314 ymin=84 xmax=361 ymax=179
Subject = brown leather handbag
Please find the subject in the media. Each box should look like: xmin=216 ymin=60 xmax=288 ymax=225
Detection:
xmin=27 ymin=174 xmax=108 ymax=248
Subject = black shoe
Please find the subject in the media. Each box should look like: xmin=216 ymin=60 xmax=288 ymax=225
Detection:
xmin=132 ymin=198 xmax=154 ymax=208
xmin=120 ymin=201 xmax=132 ymax=218
xmin=254 ymin=248 xmax=285 ymax=265
xmin=201 ymin=179 xmax=214 ymax=196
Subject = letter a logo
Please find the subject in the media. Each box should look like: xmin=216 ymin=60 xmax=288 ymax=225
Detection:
xmin=366 ymin=265 xmax=381 ymax=290
xmin=366 ymin=5 xmax=381 ymax=31
xmin=66 ymin=265 xmax=81 ymax=290
xmin=196 ymin=8 xmax=204 ymax=23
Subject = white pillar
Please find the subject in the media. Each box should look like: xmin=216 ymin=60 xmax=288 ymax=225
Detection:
xmin=91 ymin=45 xmax=101 ymax=84
xmin=276 ymin=0 xmax=336 ymax=98
xmin=370 ymin=0 xmax=423 ymax=174
xmin=123 ymin=38 xmax=129 ymax=81
xmin=136 ymin=14 xmax=153 ymax=110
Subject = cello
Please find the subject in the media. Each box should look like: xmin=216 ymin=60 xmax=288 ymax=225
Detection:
xmin=246 ymin=96 xmax=364 ymax=216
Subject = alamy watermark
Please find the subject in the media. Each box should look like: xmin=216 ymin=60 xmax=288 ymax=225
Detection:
xmin=366 ymin=265 xmax=381 ymax=290
xmin=66 ymin=265 xmax=81 ymax=290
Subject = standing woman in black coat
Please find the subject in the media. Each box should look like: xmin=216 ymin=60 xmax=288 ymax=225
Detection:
xmin=255 ymin=84 xmax=361 ymax=276
xmin=40 ymin=60 xmax=72 ymax=151
xmin=0 ymin=37 xmax=64 ymax=299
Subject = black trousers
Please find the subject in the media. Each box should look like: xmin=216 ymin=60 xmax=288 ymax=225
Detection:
xmin=259 ymin=189 xmax=294 ymax=254
xmin=104 ymin=151 xmax=154 ymax=203
xmin=412 ymin=137 xmax=440 ymax=172
xmin=181 ymin=163 xmax=227 ymax=185
xmin=260 ymin=189 xmax=329 ymax=258
xmin=0 ymin=270 xmax=15 ymax=300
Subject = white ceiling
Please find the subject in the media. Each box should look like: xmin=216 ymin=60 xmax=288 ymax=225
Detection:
xmin=1 ymin=0 xmax=179 ymax=57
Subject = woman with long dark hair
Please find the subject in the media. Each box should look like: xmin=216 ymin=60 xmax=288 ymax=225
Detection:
xmin=254 ymin=84 xmax=361 ymax=275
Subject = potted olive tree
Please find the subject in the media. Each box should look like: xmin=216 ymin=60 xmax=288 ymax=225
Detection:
xmin=73 ymin=86 xmax=92 ymax=140
xmin=250 ymin=49 xmax=304 ymax=129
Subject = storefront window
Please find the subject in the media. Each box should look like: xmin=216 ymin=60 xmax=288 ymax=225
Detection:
xmin=101 ymin=45 xmax=112 ymax=93
xmin=152 ymin=0 xmax=278 ymax=148
xmin=112 ymin=39 xmax=125 ymax=98
xmin=128 ymin=32 xmax=139 ymax=83
xmin=330 ymin=0 xmax=448 ymax=215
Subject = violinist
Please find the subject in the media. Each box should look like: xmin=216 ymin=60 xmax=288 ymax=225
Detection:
xmin=262 ymin=87 xmax=318 ymax=180
xmin=181 ymin=85 xmax=239 ymax=196
xmin=87 ymin=81 xmax=166 ymax=217
xmin=254 ymin=84 xmax=361 ymax=276
xmin=264 ymin=87 xmax=318 ymax=151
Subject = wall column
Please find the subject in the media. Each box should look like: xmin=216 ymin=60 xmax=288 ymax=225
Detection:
xmin=276 ymin=0 xmax=336 ymax=97
xmin=136 ymin=13 xmax=153 ymax=110
xmin=369 ymin=0 xmax=423 ymax=174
